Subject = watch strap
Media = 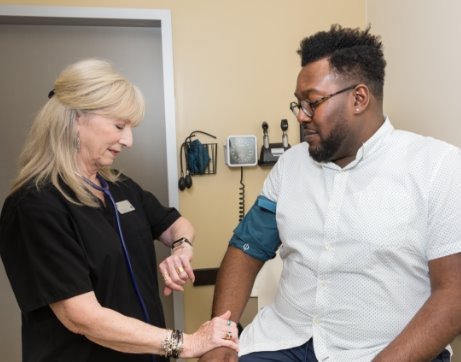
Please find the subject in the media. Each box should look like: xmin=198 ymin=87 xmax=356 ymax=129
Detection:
xmin=171 ymin=237 xmax=192 ymax=249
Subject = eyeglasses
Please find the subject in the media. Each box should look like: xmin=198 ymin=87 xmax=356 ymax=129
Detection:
xmin=290 ymin=84 xmax=358 ymax=118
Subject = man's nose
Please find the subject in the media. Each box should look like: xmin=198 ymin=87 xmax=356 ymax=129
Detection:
xmin=297 ymin=109 xmax=312 ymax=124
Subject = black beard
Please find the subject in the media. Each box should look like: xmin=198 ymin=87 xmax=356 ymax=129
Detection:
xmin=308 ymin=121 xmax=347 ymax=163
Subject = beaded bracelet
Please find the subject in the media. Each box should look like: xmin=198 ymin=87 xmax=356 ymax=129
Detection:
xmin=162 ymin=329 xmax=184 ymax=358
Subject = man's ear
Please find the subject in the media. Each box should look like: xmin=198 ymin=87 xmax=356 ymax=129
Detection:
xmin=353 ymin=84 xmax=369 ymax=114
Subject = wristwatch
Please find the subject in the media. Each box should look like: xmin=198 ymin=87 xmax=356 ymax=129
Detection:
xmin=171 ymin=237 xmax=192 ymax=249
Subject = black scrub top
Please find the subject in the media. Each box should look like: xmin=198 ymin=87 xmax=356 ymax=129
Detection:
xmin=0 ymin=175 xmax=179 ymax=362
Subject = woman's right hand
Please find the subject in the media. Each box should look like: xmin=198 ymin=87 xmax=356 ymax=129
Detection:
xmin=181 ymin=310 xmax=239 ymax=358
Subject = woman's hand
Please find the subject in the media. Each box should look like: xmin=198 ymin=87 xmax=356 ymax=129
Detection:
xmin=158 ymin=242 xmax=194 ymax=296
xmin=181 ymin=311 xmax=239 ymax=358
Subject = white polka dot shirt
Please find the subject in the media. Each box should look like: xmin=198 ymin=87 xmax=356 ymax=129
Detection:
xmin=239 ymin=119 xmax=461 ymax=361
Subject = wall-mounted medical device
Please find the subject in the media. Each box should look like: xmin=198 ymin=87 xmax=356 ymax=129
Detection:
xmin=223 ymin=135 xmax=258 ymax=222
xmin=224 ymin=135 xmax=258 ymax=167
xmin=258 ymin=119 xmax=290 ymax=166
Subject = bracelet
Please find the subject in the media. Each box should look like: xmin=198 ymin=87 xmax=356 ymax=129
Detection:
xmin=171 ymin=237 xmax=192 ymax=250
xmin=162 ymin=329 xmax=183 ymax=358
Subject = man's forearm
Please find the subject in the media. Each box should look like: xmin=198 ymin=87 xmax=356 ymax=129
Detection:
xmin=374 ymin=293 xmax=461 ymax=361
xmin=211 ymin=246 xmax=264 ymax=322
xmin=374 ymin=254 xmax=461 ymax=361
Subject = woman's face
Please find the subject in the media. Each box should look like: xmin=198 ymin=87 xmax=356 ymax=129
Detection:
xmin=76 ymin=112 xmax=133 ymax=175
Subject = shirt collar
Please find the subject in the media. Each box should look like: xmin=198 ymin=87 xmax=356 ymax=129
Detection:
xmin=320 ymin=117 xmax=394 ymax=171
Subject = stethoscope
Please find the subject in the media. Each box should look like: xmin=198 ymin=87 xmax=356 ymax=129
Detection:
xmin=81 ymin=174 xmax=158 ymax=361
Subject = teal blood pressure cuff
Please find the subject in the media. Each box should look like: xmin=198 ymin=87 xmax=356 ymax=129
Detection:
xmin=229 ymin=196 xmax=281 ymax=261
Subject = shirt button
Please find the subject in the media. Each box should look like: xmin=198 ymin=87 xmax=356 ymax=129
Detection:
xmin=313 ymin=317 xmax=320 ymax=325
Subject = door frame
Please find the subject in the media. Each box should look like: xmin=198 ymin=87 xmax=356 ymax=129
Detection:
xmin=0 ymin=3 xmax=183 ymax=329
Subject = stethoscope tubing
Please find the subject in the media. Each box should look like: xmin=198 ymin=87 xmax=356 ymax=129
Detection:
xmin=83 ymin=175 xmax=158 ymax=361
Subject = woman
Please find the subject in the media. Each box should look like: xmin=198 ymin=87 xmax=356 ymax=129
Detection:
xmin=0 ymin=59 xmax=238 ymax=361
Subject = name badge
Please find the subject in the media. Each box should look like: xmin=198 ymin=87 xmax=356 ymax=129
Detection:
xmin=116 ymin=200 xmax=135 ymax=214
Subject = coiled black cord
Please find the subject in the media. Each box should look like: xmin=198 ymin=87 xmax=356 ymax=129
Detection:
xmin=239 ymin=167 xmax=245 ymax=222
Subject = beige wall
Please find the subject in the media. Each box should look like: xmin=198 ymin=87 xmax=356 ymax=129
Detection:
xmin=0 ymin=0 xmax=365 ymax=335
xmin=367 ymin=0 xmax=461 ymax=148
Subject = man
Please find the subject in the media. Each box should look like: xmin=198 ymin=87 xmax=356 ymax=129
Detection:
xmin=199 ymin=24 xmax=461 ymax=361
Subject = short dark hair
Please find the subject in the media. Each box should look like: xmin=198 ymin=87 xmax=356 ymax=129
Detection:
xmin=298 ymin=24 xmax=386 ymax=100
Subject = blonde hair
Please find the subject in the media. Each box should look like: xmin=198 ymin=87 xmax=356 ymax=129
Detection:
xmin=11 ymin=58 xmax=145 ymax=207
